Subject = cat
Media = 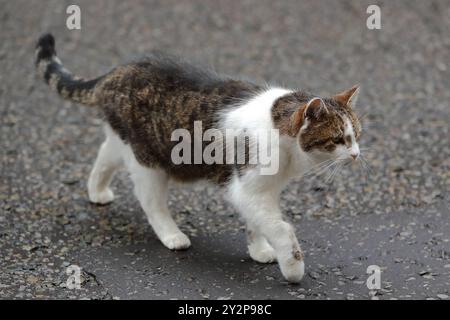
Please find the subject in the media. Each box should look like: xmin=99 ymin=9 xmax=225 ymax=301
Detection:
xmin=35 ymin=33 xmax=361 ymax=283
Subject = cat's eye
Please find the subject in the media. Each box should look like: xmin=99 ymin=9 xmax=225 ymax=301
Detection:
xmin=332 ymin=137 xmax=345 ymax=145
xmin=344 ymin=135 xmax=352 ymax=146
xmin=324 ymin=142 xmax=336 ymax=151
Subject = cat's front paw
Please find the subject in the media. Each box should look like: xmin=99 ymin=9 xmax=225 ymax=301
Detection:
xmin=89 ymin=188 xmax=115 ymax=205
xmin=249 ymin=245 xmax=277 ymax=264
xmin=279 ymin=259 xmax=305 ymax=284
xmin=161 ymin=232 xmax=191 ymax=250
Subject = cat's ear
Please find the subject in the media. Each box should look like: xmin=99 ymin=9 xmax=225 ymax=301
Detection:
xmin=290 ymin=98 xmax=328 ymax=135
xmin=333 ymin=85 xmax=360 ymax=107
xmin=303 ymin=97 xmax=329 ymax=118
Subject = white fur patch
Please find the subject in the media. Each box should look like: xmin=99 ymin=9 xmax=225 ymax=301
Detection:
xmin=220 ymin=88 xmax=292 ymax=132
xmin=344 ymin=117 xmax=360 ymax=158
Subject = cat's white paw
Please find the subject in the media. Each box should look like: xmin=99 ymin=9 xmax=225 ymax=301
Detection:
xmin=249 ymin=246 xmax=277 ymax=264
xmin=161 ymin=232 xmax=191 ymax=250
xmin=89 ymin=188 xmax=114 ymax=205
xmin=280 ymin=259 xmax=305 ymax=283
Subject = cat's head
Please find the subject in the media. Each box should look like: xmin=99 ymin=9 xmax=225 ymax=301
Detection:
xmin=275 ymin=86 xmax=362 ymax=163
xmin=295 ymin=86 xmax=361 ymax=162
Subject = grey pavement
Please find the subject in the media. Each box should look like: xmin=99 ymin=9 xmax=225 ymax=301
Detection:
xmin=1 ymin=0 xmax=449 ymax=300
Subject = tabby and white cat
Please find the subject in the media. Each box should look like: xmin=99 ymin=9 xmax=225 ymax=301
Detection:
xmin=36 ymin=34 xmax=361 ymax=283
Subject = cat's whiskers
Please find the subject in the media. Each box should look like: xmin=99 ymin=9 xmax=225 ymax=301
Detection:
xmin=316 ymin=160 xmax=341 ymax=178
xmin=324 ymin=160 xmax=345 ymax=184
xmin=302 ymin=157 xmax=337 ymax=178
xmin=302 ymin=156 xmax=332 ymax=174
xmin=358 ymin=148 xmax=373 ymax=155
xmin=354 ymin=153 xmax=372 ymax=181
xmin=324 ymin=163 xmax=338 ymax=183
xmin=301 ymin=162 xmax=333 ymax=178
xmin=360 ymin=155 xmax=373 ymax=174
xmin=358 ymin=159 xmax=370 ymax=179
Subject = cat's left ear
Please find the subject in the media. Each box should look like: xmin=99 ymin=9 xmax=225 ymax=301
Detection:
xmin=333 ymin=85 xmax=360 ymax=107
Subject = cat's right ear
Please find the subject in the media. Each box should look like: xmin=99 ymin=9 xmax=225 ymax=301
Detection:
xmin=290 ymin=98 xmax=327 ymax=135
xmin=333 ymin=85 xmax=360 ymax=107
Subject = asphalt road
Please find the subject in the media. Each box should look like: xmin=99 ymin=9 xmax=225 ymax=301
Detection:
xmin=1 ymin=0 xmax=449 ymax=300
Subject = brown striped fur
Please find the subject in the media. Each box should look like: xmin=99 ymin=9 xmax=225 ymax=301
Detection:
xmin=35 ymin=34 xmax=260 ymax=185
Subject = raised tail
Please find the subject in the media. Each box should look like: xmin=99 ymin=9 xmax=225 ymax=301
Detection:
xmin=35 ymin=34 xmax=102 ymax=106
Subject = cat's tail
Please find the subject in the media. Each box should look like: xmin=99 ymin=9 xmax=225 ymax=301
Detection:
xmin=35 ymin=33 xmax=102 ymax=106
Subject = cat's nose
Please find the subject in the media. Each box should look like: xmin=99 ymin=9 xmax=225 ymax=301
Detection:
xmin=350 ymin=144 xmax=360 ymax=161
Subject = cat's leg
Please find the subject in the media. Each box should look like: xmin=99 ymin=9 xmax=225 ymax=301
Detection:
xmin=247 ymin=227 xmax=276 ymax=264
xmin=246 ymin=207 xmax=304 ymax=282
xmin=248 ymin=213 xmax=304 ymax=283
xmin=127 ymin=162 xmax=191 ymax=250
xmin=229 ymin=183 xmax=305 ymax=283
xmin=88 ymin=135 xmax=123 ymax=204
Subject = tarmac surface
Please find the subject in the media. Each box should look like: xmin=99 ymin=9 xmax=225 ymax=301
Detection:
xmin=1 ymin=0 xmax=449 ymax=299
